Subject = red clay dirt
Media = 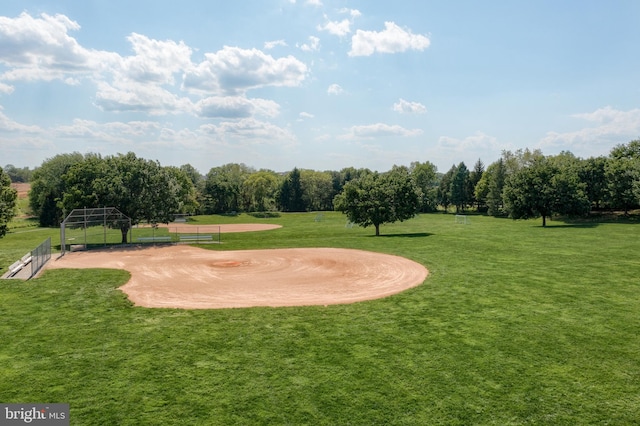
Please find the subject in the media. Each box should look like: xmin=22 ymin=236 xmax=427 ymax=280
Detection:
xmin=43 ymin=245 xmax=428 ymax=309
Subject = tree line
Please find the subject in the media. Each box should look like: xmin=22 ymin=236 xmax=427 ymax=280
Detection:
xmin=1 ymin=139 xmax=639 ymax=237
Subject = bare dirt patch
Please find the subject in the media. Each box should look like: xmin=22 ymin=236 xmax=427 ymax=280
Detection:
xmin=43 ymin=246 xmax=428 ymax=309
xmin=10 ymin=182 xmax=30 ymax=199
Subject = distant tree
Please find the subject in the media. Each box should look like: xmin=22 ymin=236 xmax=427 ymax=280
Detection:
xmin=579 ymin=156 xmax=608 ymax=210
xmin=203 ymin=163 xmax=253 ymax=214
xmin=450 ymin=162 xmax=470 ymax=213
xmin=469 ymin=159 xmax=484 ymax=209
xmin=179 ymin=164 xmax=203 ymax=187
xmin=300 ymin=169 xmax=334 ymax=211
xmin=437 ymin=164 xmax=456 ymax=212
xmin=409 ymin=161 xmax=438 ymax=212
xmin=503 ymin=154 xmax=590 ymax=227
xmin=486 ymin=159 xmax=507 ymax=216
xmin=242 ymin=170 xmax=279 ymax=212
xmin=0 ymin=167 xmax=18 ymax=238
xmin=279 ymin=167 xmax=305 ymax=212
xmin=333 ymin=166 xmax=419 ymax=236
xmin=606 ymin=140 xmax=640 ymax=214
xmin=3 ymin=164 xmax=33 ymax=183
xmin=61 ymin=153 xmax=197 ymax=243
xmin=29 ymin=152 xmax=85 ymax=226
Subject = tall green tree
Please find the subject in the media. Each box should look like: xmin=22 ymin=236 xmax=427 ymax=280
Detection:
xmin=61 ymin=153 xmax=196 ymax=243
xmin=409 ymin=161 xmax=438 ymax=212
xmin=437 ymin=164 xmax=456 ymax=212
xmin=333 ymin=166 xmax=419 ymax=236
xmin=606 ymin=140 xmax=640 ymax=214
xmin=579 ymin=156 xmax=608 ymax=210
xmin=242 ymin=170 xmax=279 ymax=212
xmin=279 ymin=167 xmax=305 ymax=212
xmin=29 ymin=152 xmax=85 ymax=226
xmin=203 ymin=163 xmax=253 ymax=213
xmin=503 ymin=154 xmax=590 ymax=227
xmin=450 ymin=162 xmax=470 ymax=213
xmin=0 ymin=167 xmax=18 ymax=238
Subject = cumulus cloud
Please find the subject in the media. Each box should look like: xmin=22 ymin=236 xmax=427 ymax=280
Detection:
xmin=264 ymin=39 xmax=287 ymax=50
xmin=327 ymin=83 xmax=344 ymax=95
xmin=393 ymin=99 xmax=427 ymax=114
xmin=349 ymin=22 xmax=430 ymax=57
xmin=94 ymin=81 xmax=193 ymax=115
xmin=0 ymin=12 xmax=117 ymax=82
xmin=540 ymin=106 xmax=640 ymax=152
xmin=0 ymin=82 xmax=14 ymax=94
xmin=438 ymin=131 xmax=500 ymax=152
xmin=342 ymin=123 xmax=423 ymax=139
xmin=317 ymin=9 xmax=360 ymax=37
xmin=199 ymin=118 xmax=296 ymax=143
xmin=298 ymin=112 xmax=314 ymax=120
xmin=0 ymin=108 xmax=42 ymax=133
xmin=194 ymin=96 xmax=280 ymax=118
xmin=299 ymin=36 xmax=320 ymax=52
xmin=183 ymin=46 xmax=308 ymax=95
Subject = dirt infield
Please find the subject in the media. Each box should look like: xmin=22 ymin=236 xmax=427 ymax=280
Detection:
xmin=44 ymin=246 xmax=428 ymax=309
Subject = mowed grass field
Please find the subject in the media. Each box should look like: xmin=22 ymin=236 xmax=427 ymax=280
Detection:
xmin=1 ymin=212 xmax=639 ymax=425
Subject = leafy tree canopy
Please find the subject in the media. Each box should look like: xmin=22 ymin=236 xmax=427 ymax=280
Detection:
xmin=333 ymin=166 xmax=419 ymax=236
xmin=0 ymin=167 xmax=18 ymax=238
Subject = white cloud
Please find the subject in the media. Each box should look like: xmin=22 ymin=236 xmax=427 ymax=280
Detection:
xmin=349 ymin=22 xmax=430 ymax=57
xmin=94 ymin=81 xmax=193 ymax=115
xmin=306 ymin=0 xmax=323 ymax=6
xmin=341 ymin=123 xmax=423 ymax=139
xmin=117 ymin=33 xmax=192 ymax=85
xmin=0 ymin=82 xmax=14 ymax=94
xmin=0 ymin=108 xmax=42 ymax=133
xmin=0 ymin=12 xmax=117 ymax=83
xmin=299 ymin=112 xmax=314 ymax=120
xmin=299 ymin=36 xmax=320 ymax=52
xmin=393 ymin=99 xmax=427 ymax=114
xmin=317 ymin=9 xmax=360 ymax=37
xmin=327 ymin=83 xmax=344 ymax=95
xmin=199 ymin=118 xmax=296 ymax=144
xmin=318 ymin=18 xmax=352 ymax=37
xmin=183 ymin=46 xmax=308 ymax=95
xmin=264 ymin=39 xmax=287 ymax=50
xmin=194 ymin=96 xmax=280 ymax=118
xmin=438 ymin=131 xmax=500 ymax=152
xmin=540 ymin=106 xmax=640 ymax=153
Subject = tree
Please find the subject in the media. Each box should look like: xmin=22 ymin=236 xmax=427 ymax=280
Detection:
xmin=503 ymin=154 xmax=590 ymax=227
xmin=579 ymin=156 xmax=608 ymax=209
xmin=409 ymin=161 xmax=438 ymax=212
xmin=486 ymin=158 xmax=507 ymax=216
xmin=0 ymin=167 xmax=18 ymax=238
xmin=468 ymin=159 xmax=484 ymax=209
xmin=450 ymin=162 xmax=470 ymax=213
xmin=203 ymin=163 xmax=253 ymax=214
xmin=242 ymin=171 xmax=279 ymax=212
xmin=29 ymin=152 xmax=85 ymax=226
xmin=333 ymin=166 xmax=419 ymax=236
xmin=437 ymin=165 xmax=456 ymax=212
xmin=278 ymin=167 xmax=305 ymax=212
xmin=61 ymin=153 xmax=197 ymax=243
xmin=300 ymin=169 xmax=334 ymax=211
xmin=606 ymin=140 xmax=640 ymax=214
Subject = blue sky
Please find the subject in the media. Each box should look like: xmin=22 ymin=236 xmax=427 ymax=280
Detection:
xmin=1 ymin=1 xmax=640 ymax=174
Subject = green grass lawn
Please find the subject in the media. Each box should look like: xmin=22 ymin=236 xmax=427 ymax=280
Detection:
xmin=1 ymin=212 xmax=639 ymax=425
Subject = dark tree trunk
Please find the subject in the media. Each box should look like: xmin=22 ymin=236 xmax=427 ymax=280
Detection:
xmin=375 ymin=223 xmax=380 ymax=236
xmin=542 ymin=215 xmax=547 ymax=227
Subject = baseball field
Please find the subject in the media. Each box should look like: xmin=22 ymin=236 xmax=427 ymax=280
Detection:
xmin=1 ymin=212 xmax=638 ymax=424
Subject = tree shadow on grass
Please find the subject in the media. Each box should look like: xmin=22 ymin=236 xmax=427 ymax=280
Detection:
xmin=368 ymin=232 xmax=434 ymax=238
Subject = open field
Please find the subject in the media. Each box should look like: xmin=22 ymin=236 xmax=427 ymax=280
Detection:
xmin=1 ymin=212 xmax=639 ymax=424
